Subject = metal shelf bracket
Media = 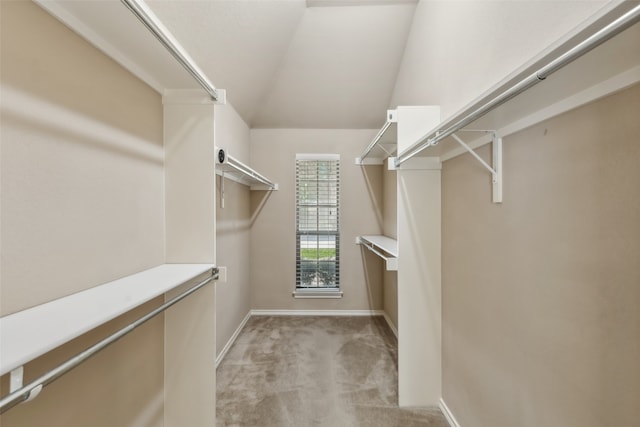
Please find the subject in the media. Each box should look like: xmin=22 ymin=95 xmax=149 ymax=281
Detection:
xmin=452 ymin=131 xmax=503 ymax=203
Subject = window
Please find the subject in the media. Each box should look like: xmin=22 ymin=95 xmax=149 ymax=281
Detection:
xmin=295 ymin=154 xmax=340 ymax=296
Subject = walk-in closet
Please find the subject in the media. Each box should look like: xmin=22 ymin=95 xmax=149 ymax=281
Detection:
xmin=1 ymin=1 xmax=638 ymax=426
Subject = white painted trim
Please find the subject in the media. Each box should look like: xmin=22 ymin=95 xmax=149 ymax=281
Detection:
xmin=292 ymin=293 xmax=344 ymax=299
xmin=382 ymin=312 xmax=398 ymax=338
xmin=439 ymin=398 xmax=461 ymax=427
xmin=440 ymin=65 xmax=640 ymax=162
xmin=355 ymin=157 xmax=385 ymax=165
xmin=251 ymin=309 xmax=384 ymax=317
xmin=389 ymin=156 xmax=441 ymax=170
xmin=163 ymin=89 xmax=217 ymax=105
xmin=296 ymin=153 xmax=341 ymax=161
xmin=215 ymin=310 xmax=251 ymax=368
xmin=33 ymin=0 xmax=166 ymax=95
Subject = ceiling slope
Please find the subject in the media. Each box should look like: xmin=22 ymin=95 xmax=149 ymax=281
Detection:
xmin=34 ymin=0 xmax=198 ymax=92
xmin=146 ymin=1 xmax=417 ymax=128
xmin=36 ymin=0 xmax=417 ymax=129
xmin=249 ymin=4 xmax=416 ymax=128
xmin=145 ymin=0 xmax=308 ymax=126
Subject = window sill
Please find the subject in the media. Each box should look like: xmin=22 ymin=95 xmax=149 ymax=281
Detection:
xmin=292 ymin=289 xmax=343 ymax=299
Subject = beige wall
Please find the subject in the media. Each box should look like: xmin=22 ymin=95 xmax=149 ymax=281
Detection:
xmin=249 ymin=129 xmax=384 ymax=311
xmin=1 ymin=0 xmax=164 ymax=425
xmin=214 ymin=103 xmax=252 ymax=357
xmin=441 ymin=84 xmax=640 ymax=426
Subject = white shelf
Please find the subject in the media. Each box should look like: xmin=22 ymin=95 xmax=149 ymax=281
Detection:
xmin=355 ymin=110 xmax=397 ymax=165
xmin=397 ymin=4 xmax=640 ymax=163
xmin=215 ymin=148 xmax=278 ymax=190
xmin=0 ymin=263 xmax=215 ymax=376
xmin=357 ymin=235 xmax=398 ymax=271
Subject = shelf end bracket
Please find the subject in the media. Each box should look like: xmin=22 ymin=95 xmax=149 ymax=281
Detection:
xmin=452 ymin=132 xmax=503 ymax=203
xmin=493 ymin=135 xmax=503 ymax=203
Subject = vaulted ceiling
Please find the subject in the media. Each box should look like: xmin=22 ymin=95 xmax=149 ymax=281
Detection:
xmin=36 ymin=0 xmax=418 ymax=129
xmin=33 ymin=0 xmax=639 ymax=133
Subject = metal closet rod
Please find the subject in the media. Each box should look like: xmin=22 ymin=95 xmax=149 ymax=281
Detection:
xmin=120 ymin=0 xmax=219 ymax=101
xmin=0 ymin=268 xmax=219 ymax=414
xmin=360 ymin=119 xmax=394 ymax=162
xmin=395 ymin=3 xmax=640 ymax=166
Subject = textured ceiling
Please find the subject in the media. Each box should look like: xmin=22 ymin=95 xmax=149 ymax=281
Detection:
xmin=37 ymin=0 xmax=417 ymax=129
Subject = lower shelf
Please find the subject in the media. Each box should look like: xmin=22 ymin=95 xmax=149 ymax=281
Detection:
xmin=357 ymin=235 xmax=398 ymax=271
xmin=0 ymin=263 xmax=215 ymax=377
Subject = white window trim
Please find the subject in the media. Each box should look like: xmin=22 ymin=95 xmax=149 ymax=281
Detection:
xmin=292 ymin=288 xmax=344 ymax=299
xmin=294 ymin=154 xmax=341 ymax=297
xmin=296 ymin=153 xmax=340 ymax=161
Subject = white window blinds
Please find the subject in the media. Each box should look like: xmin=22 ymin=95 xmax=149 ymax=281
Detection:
xmin=295 ymin=154 xmax=340 ymax=289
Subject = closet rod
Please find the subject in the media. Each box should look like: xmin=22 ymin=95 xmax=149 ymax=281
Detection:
xmin=121 ymin=0 xmax=219 ymax=101
xmin=0 ymin=268 xmax=218 ymax=414
xmin=360 ymin=119 xmax=394 ymax=163
xmin=395 ymin=3 xmax=640 ymax=166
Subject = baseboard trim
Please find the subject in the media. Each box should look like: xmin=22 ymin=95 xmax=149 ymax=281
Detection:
xmin=216 ymin=310 xmax=252 ymax=368
xmin=439 ymin=398 xmax=461 ymax=427
xmin=382 ymin=312 xmax=398 ymax=338
xmin=251 ymin=309 xmax=384 ymax=317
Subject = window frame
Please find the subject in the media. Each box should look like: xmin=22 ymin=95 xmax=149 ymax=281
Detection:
xmin=293 ymin=154 xmax=342 ymax=299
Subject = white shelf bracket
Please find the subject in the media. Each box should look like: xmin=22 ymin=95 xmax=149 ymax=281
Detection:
xmin=493 ymin=136 xmax=503 ymax=203
xmin=220 ymin=170 xmax=226 ymax=209
xmin=451 ymin=132 xmax=503 ymax=203
xmin=9 ymin=367 xmax=42 ymax=403
xmin=10 ymin=367 xmax=23 ymax=393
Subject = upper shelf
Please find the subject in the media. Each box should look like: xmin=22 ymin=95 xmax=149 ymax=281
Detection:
xmin=0 ymin=263 xmax=215 ymax=377
xmin=215 ymin=148 xmax=278 ymax=191
xmin=357 ymin=235 xmax=398 ymax=271
xmin=396 ymin=3 xmax=640 ymax=164
xmin=356 ymin=106 xmax=442 ymax=166
xmin=355 ymin=110 xmax=398 ymax=165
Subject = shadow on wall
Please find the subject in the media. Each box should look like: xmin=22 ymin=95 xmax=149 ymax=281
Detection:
xmin=360 ymin=165 xmax=384 ymax=231
xmin=1 ymin=0 xmax=162 ymax=145
xmin=215 ymin=176 xmax=251 ymax=236
xmin=1 ymin=85 xmax=164 ymax=166
xmin=359 ymin=245 xmax=384 ymax=311
xmin=250 ymin=190 xmax=273 ymax=227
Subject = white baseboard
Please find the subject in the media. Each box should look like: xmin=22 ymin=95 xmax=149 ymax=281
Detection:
xmin=439 ymin=398 xmax=461 ymax=427
xmin=216 ymin=310 xmax=251 ymax=368
xmin=251 ymin=309 xmax=384 ymax=316
xmin=382 ymin=312 xmax=398 ymax=338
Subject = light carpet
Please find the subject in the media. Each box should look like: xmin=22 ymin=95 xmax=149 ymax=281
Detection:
xmin=216 ymin=315 xmax=448 ymax=426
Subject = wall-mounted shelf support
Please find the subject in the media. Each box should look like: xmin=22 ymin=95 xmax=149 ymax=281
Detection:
xmin=395 ymin=4 xmax=640 ymax=168
xmin=356 ymin=235 xmax=398 ymax=271
xmin=451 ymin=131 xmax=502 ymax=203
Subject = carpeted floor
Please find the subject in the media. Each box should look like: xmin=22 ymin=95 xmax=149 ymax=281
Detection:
xmin=216 ymin=316 xmax=448 ymax=426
